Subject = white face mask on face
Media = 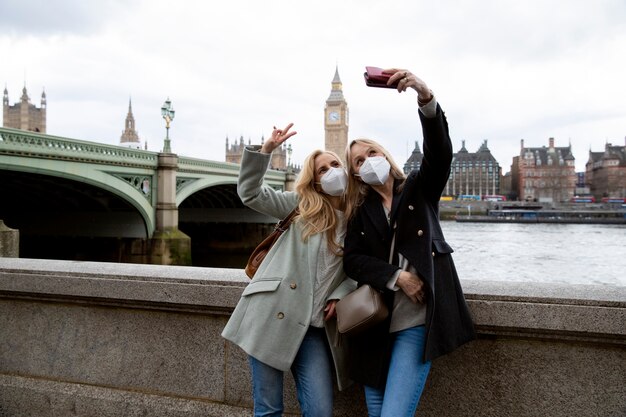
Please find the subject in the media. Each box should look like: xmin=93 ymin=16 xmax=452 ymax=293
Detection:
xmin=318 ymin=167 xmax=348 ymax=196
xmin=358 ymin=156 xmax=390 ymax=186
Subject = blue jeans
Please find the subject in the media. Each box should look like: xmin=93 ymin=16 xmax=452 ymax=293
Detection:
xmin=364 ymin=325 xmax=431 ymax=417
xmin=248 ymin=326 xmax=333 ymax=417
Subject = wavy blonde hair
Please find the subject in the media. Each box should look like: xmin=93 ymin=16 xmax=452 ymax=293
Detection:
xmin=344 ymin=138 xmax=406 ymax=221
xmin=295 ymin=149 xmax=345 ymax=255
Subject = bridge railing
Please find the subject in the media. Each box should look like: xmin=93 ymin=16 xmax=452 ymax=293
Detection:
xmin=0 ymin=258 xmax=624 ymax=416
xmin=178 ymin=155 xmax=286 ymax=183
xmin=0 ymin=127 xmax=288 ymax=184
xmin=0 ymin=127 xmax=158 ymax=168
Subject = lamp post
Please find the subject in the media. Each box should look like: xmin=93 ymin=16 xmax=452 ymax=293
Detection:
xmin=160 ymin=97 xmax=175 ymax=153
xmin=287 ymin=143 xmax=293 ymax=171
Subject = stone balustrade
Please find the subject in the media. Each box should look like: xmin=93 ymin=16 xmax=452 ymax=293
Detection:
xmin=0 ymin=258 xmax=624 ymax=416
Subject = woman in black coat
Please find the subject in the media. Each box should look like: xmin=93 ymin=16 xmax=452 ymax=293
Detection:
xmin=343 ymin=68 xmax=475 ymax=417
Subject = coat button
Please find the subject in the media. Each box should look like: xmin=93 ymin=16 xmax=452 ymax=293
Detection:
xmin=417 ymin=229 xmax=424 ymax=237
xmin=432 ymin=251 xmax=436 ymax=257
xmin=408 ymin=205 xmax=414 ymax=210
xmin=290 ymin=282 xmax=297 ymax=289
xmin=277 ymin=312 xmax=285 ymax=319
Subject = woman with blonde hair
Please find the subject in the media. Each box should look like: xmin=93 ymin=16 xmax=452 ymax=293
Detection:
xmin=343 ymin=68 xmax=475 ymax=416
xmin=222 ymin=123 xmax=355 ymax=417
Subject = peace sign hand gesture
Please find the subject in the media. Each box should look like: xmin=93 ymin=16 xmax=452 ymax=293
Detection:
xmin=260 ymin=123 xmax=297 ymax=154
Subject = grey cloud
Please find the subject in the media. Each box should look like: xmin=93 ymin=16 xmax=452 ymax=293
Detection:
xmin=0 ymin=0 xmax=136 ymax=35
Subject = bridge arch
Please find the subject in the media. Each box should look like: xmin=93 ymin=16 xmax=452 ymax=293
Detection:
xmin=0 ymin=156 xmax=155 ymax=237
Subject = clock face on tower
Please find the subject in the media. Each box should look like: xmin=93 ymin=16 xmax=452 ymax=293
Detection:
xmin=328 ymin=111 xmax=340 ymax=122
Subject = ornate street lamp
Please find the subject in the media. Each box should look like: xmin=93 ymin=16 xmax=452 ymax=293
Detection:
xmin=160 ymin=97 xmax=175 ymax=153
xmin=287 ymin=143 xmax=293 ymax=171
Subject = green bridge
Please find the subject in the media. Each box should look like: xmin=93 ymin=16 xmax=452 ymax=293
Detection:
xmin=0 ymin=127 xmax=292 ymax=265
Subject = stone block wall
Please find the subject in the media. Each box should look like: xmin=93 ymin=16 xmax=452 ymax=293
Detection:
xmin=0 ymin=259 xmax=624 ymax=416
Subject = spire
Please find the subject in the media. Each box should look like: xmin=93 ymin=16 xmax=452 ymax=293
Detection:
xmin=332 ymin=65 xmax=341 ymax=84
xmin=125 ymin=98 xmax=135 ymax=129
xmin=21 ymin=86 xmax=29 ymax=102
xmin=327 ymin=65 xmax=345 ymax=103
xmin=120 ymin=96 xmax=140 ymax=148
xmin=2 ymin=85 xmax=7 ymax=105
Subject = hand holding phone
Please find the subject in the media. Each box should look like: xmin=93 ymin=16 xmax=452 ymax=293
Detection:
xmin=363 ymin=66 xmax=398 ymax=88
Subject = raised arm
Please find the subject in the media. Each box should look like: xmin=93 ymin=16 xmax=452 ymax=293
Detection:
xmin=237 ymin=123 xmax=299 ymax=219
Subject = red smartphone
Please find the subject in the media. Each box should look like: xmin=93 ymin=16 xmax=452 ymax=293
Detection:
xmin=363 ymin=66 xmax=398 ymax=88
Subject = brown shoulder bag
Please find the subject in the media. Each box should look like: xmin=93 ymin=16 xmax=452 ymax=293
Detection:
xmin=244 ymin=208 xmax=298 ymax=278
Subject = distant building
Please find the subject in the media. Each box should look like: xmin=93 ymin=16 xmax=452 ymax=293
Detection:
xmin=3 ymin=85 xmax=47 ymax=133
xmin=403 ymin=141 xmax=424 ymax=174
xmin=226 ymin=67 xmax=347 ymax=171
xmin=575 ymin=172 xmax=591 ymax=197
xmin=324 ymin=66 xmax=349 ymax=163
xmin=586 ymin=140 xmax=626 ymax=200
xmin=500 ymin=171 xmax=515 ymax=200
xmin=511 ymin=137 xmax=576 ymax=202
xmin=225 ymin=136 xmax=248 ymax=164
xmin=119 ymin=99 xmax=142 ymax=149
xmin=225 ymin=135 xmax=288 ymax=170
xmin=444 ymin=140 xmax=501 ymax=197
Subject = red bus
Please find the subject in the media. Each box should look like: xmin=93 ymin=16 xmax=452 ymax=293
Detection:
xmin=571 ymin=196 xmax=596 ymax=203
xmin=601 ymin=197 xmax=626 ymax=203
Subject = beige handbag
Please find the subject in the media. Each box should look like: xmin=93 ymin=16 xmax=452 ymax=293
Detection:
xmin=335 ymin=284 xmax=388 ymax=336
xmin=335 ymin=230 xmax=396 ymax=336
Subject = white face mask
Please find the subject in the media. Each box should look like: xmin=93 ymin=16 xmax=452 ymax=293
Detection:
xmin=358 ymin=156 xmax=390 ymax=186
xmin=318 ymin=167 xmax=348 ymax=196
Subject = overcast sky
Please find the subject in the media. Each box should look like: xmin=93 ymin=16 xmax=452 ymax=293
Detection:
xmin=1 ymin=0 xmax=625 ymax=173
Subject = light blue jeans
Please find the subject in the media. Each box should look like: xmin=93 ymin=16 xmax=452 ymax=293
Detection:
xmin=364 ymin=325 xmax=432 ymax=417
xmin=248 ymin=326 xmax=333 ymax=417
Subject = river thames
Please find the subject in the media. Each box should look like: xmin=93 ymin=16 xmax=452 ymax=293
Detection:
xmin=440 ymin=221 xmax=626 ymax=287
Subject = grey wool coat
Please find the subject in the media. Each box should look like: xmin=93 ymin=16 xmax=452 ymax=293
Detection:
xmin=221 ymin=146 xmax=355 ymax=390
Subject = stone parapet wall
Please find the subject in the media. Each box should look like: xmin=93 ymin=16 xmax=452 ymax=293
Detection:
xmin=1 ymin=258 xmax=624 ymax=417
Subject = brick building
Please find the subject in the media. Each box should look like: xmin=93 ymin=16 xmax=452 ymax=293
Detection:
xmin=3 ymin=86 xmax=46 ymax=133
xmin=511 ymin=138 xmax=576 ymax=202
xmin=585 ymin=140 xmax=626 ymax=200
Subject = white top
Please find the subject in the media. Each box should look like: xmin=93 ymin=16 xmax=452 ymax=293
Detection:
xmin=311 ymin=209 xmax=346 ymax=327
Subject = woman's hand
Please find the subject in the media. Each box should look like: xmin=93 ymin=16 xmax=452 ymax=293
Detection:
xmin=260 ymin=123 xmax=297 ymax=154
xmin=396 ymin=270 xmax=426 ymax=304
xmin=324 ymin=299 xmax=338 ymax=321
xmin=385 ymin=68 xmax=433 ymax=103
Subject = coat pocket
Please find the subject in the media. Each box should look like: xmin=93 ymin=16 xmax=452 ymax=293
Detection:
xmin=241 ymin=278 xmax=281 ymax=296
xmin=432 ymin=238 xmax=454 ymax=254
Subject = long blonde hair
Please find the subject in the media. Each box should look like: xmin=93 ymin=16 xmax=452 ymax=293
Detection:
xmin=295 ymin=149 xmax=344 ymax=255
xmin=344 ymin=138 xmax=406 ymax=221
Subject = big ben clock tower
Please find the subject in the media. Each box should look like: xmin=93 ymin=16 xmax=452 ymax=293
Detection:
xmin=324 ymin=66 xmax=349 ymax=162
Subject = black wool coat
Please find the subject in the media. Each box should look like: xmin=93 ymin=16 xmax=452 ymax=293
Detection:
xmin=343 ymin=104 xmax=476 ymax=388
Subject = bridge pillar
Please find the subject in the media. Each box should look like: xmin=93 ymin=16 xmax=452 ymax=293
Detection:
xmin=151 ymin=154 xmax=191 ymax=265
xmin=0 ymin=220 xmax=19 ymax=258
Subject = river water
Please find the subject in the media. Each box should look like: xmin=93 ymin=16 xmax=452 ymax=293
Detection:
xmin=439 ymin=221 xmax=626 ymax=287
